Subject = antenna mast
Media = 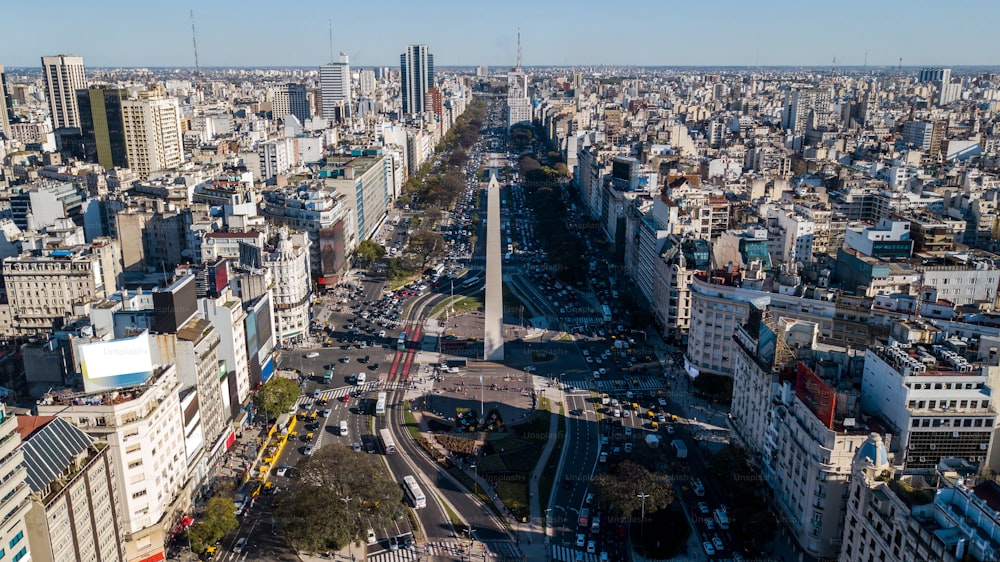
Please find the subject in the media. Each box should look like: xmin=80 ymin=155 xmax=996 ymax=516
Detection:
xmin=516 ymin=28 xmax=521 ymax=70
xmin=329 ymin=19 xmax=335 ymax=63
xmin=190 ymin=10 xmax=200 ymax=76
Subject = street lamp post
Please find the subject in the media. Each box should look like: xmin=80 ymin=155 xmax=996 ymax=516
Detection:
xmin=341 ymin=495 xmax=353 ymax=561
xmin=636 ymin=492 xmax=650 ymax=542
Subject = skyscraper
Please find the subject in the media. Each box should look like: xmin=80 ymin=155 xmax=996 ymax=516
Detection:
xmin=77 ymin=86 xmax=129 ymax=170
xmin=0 ymin=65 xmax=12 ymax=139
xmin=400 ymin=45 xmax=434 ymax=115
xmin=121 ymin=89 xmax=184 ymax=179
xmin=320 ymin=52 xmax=351 ymax=119
xmin=359 ymin=68 xmax=376 ymax=96
xmin=270 ymin=83 xmax=310 ymax=124
xmin=41 ymin=54 xmax=87 ymax=129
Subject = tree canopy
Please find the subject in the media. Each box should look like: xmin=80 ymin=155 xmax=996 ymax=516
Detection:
xmin=407 ymin=230 xmax=446 ymax=269
xmin=187 ymin=497 xmax=239 ymax=554
xmin=590 ymin=460 xmax=674 ymax=520
xmin=253 ymin=376 xmax=300 ymax=419
xmin=275 ymin=445 xmax=404 ymax=552
xmin=355 ymin=239 xmax=386 ymax=266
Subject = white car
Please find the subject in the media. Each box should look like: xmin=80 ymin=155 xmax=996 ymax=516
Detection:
xmin=367 ymin=529 xmax=377 ymax=545
xmin=703 ymin=542 xmax=716 ymax=556
xmin=305 ymin=352 xmax=320 ymax=358
xmin=576 ymin=534 xmax=585 ymax=547
xmin=234 ymin=537 xmax=247 ymax=553
xmin=304 ymin=444 xmax=314 ymax=455
xmin=379 ymin=330 xmax=386 ymax=338
xmin=587 ymin=540 xmax=596 ymax=554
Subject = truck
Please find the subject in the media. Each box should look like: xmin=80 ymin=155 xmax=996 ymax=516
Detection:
xmin=645 ymin=434 xmax=660 ymax=448
xmin=671 ymin=439 xmax=688 ymax=459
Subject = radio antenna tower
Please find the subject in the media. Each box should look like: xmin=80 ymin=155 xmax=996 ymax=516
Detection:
xmin=328 ymin=19 xmax=335 ymax=63
xmin=516 ymin=27 xmax=522 ymax=70
xmin=190 ymin=10 xmax=200 ymax=76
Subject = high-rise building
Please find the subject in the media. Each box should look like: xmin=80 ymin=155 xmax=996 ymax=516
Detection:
xmin=507 ymin=69 xmax=531 ymax=128
xmin=320 ymin=53 xmax=351 ymax=119
xmin=20 ymin=416 xmax=126 ymax=562
xmin=0 ymin=65 xmax=13 ymax=139
xmin=77 ymin=86 xmax=129 ymax=170
xmin=270 ymin=83 xmax=310 ymax=124
xmin=41 ymin=54 xmax=87 ymax=130
xmin=0 ymin=406 xmax=33 ymax=562
xmin=400 ymin=45 xmax=434 ymax=115
xmin=782 ymin=87 xmax=832 ymax=135
xmin=359 ymin=68 xmax=376 ymax=96
xmin=121 ymin=89 xmax=184 ymax=179
xmin=264 ymin=227 xmax=311 ymax=344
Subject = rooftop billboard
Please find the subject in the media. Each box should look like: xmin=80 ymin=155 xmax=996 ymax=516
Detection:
xmin=80 ymin=331 xmax=155 ymax=392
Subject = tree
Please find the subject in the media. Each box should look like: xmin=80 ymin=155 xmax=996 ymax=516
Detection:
xmin=275 ymin=445 xmax=404 ymax=552
xmin=590 ymin=461 xmax=674 ymax=520
xmin=188 ymin=497 xmax=239 ymax=553
xmin=408 ymin=230 xmax=446 ymax=269
xmin=355 ymin=239 xmax=386 ymax=265
xmin=254 ymin=377 xmax=299 ymax=420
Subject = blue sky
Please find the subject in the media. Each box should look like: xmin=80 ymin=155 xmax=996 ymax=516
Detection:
xmin=4 ymin=0 xmax=999 ymax=68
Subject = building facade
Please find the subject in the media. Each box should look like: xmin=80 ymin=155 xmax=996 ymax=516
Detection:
xmin=121 ymin=90 xmax=184 ymax=179
xmin=320 ymin=53 xmax=351 ymax=119
xmin=41 ymin=54 xmax=87 ymax=130
xmin=400 ymin=45 xmax=434 ymax=115
xmin=263 ymin=228 xmax=310 ymax=343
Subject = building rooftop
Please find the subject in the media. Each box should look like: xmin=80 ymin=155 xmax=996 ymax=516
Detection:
xmin=19 ymin=416 xmax=96 ymax=496
xmin=37 ymin=365 xmax=170 ymax=408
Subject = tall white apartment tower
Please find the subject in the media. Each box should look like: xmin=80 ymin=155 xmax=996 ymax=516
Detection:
xmin=121 ymin=89 xmax=184 ymax=179
xmin=400 ymin=45 xmax=434 ymax=115
xmin=320 ymin=52 xmax=351 ymax=119
xmin=41 ymin=54 xmax=87 ymax=129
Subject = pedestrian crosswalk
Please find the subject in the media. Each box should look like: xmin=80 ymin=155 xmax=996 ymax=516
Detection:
xmin=366 ymin=539 xmax=522 ymax=562
xmin=560 ymin=376 xmax=665 ymax=393
xmin=551 ymin=545 xmax=598 ymax=562
xmin=295 ymin=382 xmax=407 ymax=406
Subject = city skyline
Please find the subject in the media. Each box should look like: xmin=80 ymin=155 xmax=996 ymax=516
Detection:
xmin=4 ymin=0 xmax=1000 ymax=69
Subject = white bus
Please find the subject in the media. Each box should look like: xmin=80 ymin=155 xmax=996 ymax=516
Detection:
xmin=403 ymin=475 xmax=427 ymax=509
xmin=379 ymin=429 xmax=396 ymax=455
xmin=462 ymin=276 xmax=480 ymax=288
xmin=601 ymin=304 xmax=612 ymax=323
xmin=374 ymin=392 xmax=387 ymax=417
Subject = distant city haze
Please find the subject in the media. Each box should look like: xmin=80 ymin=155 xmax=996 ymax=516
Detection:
xmin=4 ymin=0 xmax=1000 ymax=68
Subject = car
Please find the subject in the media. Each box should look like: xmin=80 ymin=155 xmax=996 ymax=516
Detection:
xmin=312 ymin=390 xmax=322 ymax=399
xmin=712 ymin=536 xmax=724 ymax=551
xmin=587 ymin=540 xmax=596 ymax=554
xmin=275 ymin=465 xmax=291 ymax=477
xmin=698 ymin=502 xmax=710 ymax=515
xmin=585 ymin=493 xmax=594 ymax=504
xmin=340 ymin=394 xmax=351 ymax=403
xmin=666 ymin=425 xmax=676 ymax=434
xmin=586 ymin=356 xmax=594 ymax=363
xmin=367 ymin=529 xmax=377 ymax=545
xmin=353 ymin=442 xmax=362 ymax=452
xmin=322 ymin=409 xmax=332 ymax=418
xmin=388 ymin=536 xmax=399 ymax=551
xmin=600 ymin=553 xmax=609 ymax=562
xmin=705 ymin=519 xmax=715 ymax=530
xmin=303 ymin=445 xmax=314 ymax=455
xmin=305 ymin=352 xmax=320 ymax=358
xmin=598 ymin=368 xmax=607 ymax=376
xmin=234 ymin=537 xmax=247 ymax=554
xmin=625 ymin=427 xmax=633 ymax=437
xmin=379 ymin=330 xmax=386 ymax=338
xmin=624 ymin=442 xmax=633 ymax=453
xmin=599 ymin=452 xmax=608 ymax=463
xmin=576 ymin=534 xmax=586 ymax=547
xmin=703 ymin=542 xmax=716 ymax=555
xmin=601 ymin=436 xmax=609 ymax=446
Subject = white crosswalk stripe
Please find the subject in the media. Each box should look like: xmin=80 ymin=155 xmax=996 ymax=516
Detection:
xmin=551 ymin=545 xmax=598 ymax=562
xmin=561 ymin=376 xmax=665 ymax=393
xmin=367 ymin=539 xmax=517 ymax=562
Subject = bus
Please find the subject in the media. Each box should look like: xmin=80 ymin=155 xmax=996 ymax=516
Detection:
xmin=397 ymin=333 xmax=407 ymax=351
xmin=374 ymin=392 xmax=387 ymax=417
xmin=462 ymin=276 xmax=480 ymax=288
xmin=379 ymin=429 xmax=396 ymax=455
xmin=323 ymin=370 xmax=334 ymax=383
xmin=601 ymin=304 xmax=612 ymax=323
xmin=403 ymin=475 xmax=427 ymax=509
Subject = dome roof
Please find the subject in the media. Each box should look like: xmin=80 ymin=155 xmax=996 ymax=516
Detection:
xmin=854 ymin=432 xmax=889 ymax=470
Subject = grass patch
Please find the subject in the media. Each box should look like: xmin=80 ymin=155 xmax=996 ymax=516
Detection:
xmin=481 ymin=399 xmax=553 ymax=520
xmin=496 ymin=480 xmax=529 ymax=518
xmin=438 ymin=492 xmax=467 ymax=534
xmin=403 ymin=407 xmax=422 ymax=441
xmin=447 ymin=467 xmax=509 ymax=531
xmin=502 ymin=283 xmax=532 ymax=318
xmin=555 ymin=332 xmax=574 ymax=342
xmin=428 ymin=294 xmax=484 ymax=319
xmin=405 ymin=506 xmax=424 ymax=541
xmin=538 ymin=402 xmax=566 ymax=517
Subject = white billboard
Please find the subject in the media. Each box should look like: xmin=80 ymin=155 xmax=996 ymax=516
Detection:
xmin=80 ymin=331 xmax=155 ymax=392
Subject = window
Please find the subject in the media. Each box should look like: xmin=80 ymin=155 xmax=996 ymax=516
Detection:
xmin=8 ymin=531 xmax=22 ymax=549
